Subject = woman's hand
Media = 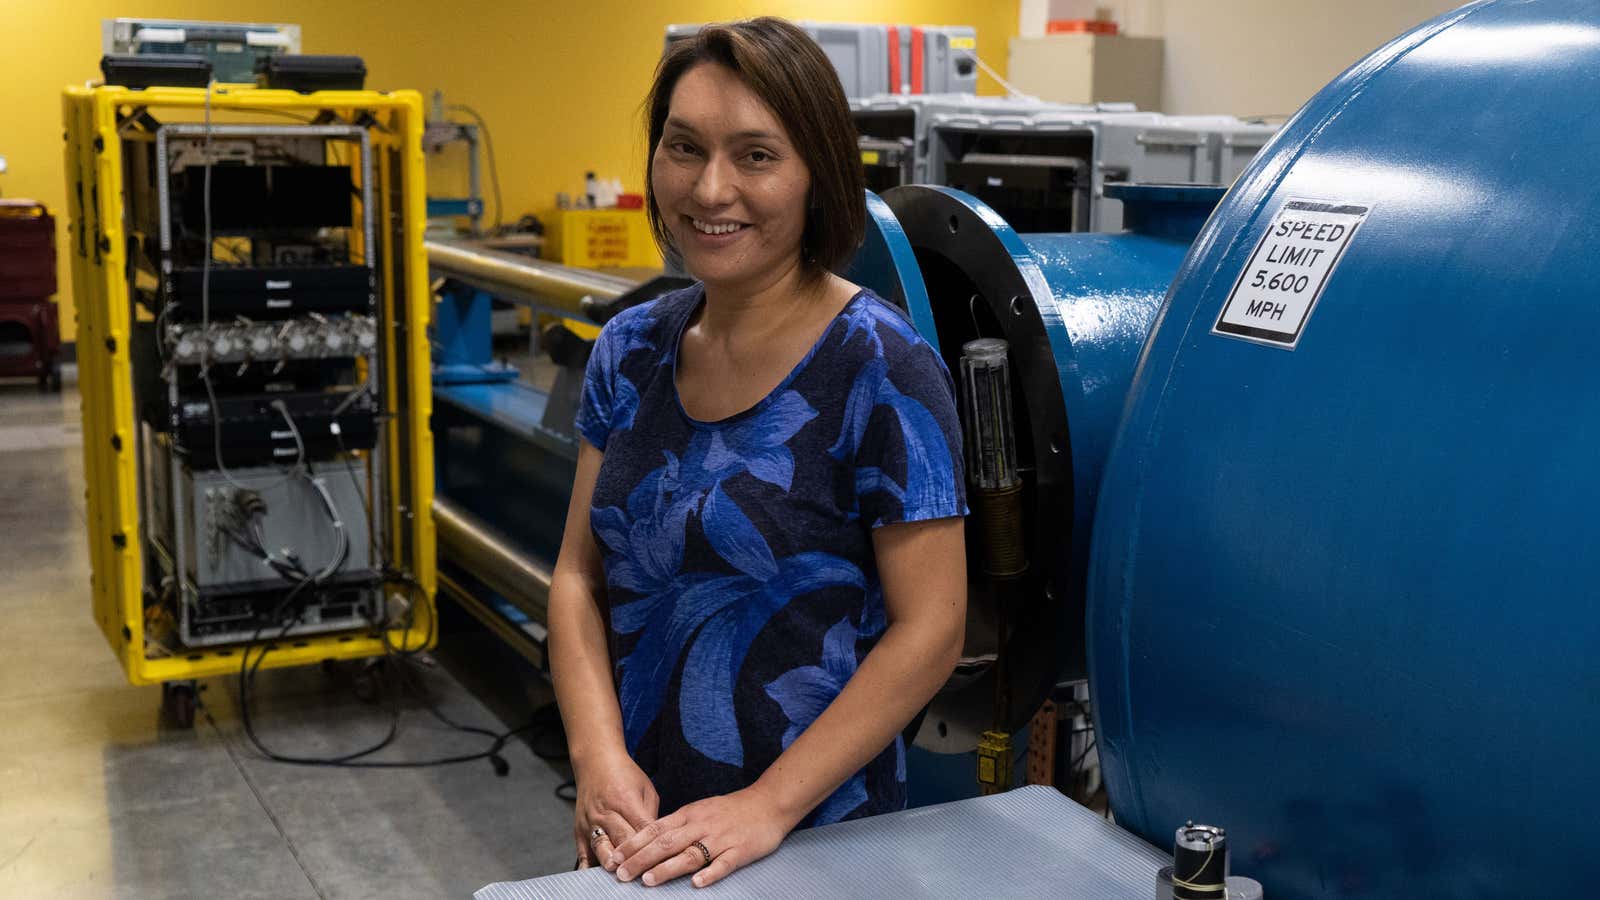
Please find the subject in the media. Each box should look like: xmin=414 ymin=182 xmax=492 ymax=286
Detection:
xmin=609 ymin=785 xmax=798 ymax=888
xmin=573 ymin=748 xmax=660 ymax=871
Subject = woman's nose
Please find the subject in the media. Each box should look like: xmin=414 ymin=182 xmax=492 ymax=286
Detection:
xmin=690 ymin=155 xmax=737 ymax=208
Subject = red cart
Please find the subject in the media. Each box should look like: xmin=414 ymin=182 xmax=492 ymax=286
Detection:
xmin=0 ymin=201 xmax=62 ymax=390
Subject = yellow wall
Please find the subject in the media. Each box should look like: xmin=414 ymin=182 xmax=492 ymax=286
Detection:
xmin=4 ymin=1 xmax=1017 ymax=343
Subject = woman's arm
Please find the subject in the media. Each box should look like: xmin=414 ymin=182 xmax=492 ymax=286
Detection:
xmin=750 ymin=515 xmax=966 ymax=823
xmin=608 ymin=515 xmax=967 ymax=887
xmin=549 ymin=441 xmax=659 ymax=868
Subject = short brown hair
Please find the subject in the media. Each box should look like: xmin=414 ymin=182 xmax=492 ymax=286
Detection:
xmin=644 ymin=18 xmax=866 ymax=280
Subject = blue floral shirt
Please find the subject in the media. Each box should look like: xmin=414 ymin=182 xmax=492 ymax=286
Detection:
xmin=575 ymin=285 xmax=966 ymax=827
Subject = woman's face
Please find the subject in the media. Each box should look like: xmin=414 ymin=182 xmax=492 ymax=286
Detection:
xmin=652 ymin=62 xmax=812 ymax=290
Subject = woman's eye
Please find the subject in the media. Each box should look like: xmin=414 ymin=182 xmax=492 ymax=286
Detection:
xmin=748 ymin=150 xmax=772 ymax=163
xmin=670 ymin=141 xmax=698 ymax=155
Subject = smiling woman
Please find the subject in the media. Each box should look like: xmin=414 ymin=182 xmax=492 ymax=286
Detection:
xmin=546 ymin=17 xmax=969 ymax=892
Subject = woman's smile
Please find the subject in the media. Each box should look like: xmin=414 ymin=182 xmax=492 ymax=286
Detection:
xmin=684 ymin=214 xmax=751 ymax=248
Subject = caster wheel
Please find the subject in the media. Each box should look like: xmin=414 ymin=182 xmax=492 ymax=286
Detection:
xmin=352 ymin=659 xmax=385 ymax=704
xmin=162 ymin=681 xmax=198 ymax=729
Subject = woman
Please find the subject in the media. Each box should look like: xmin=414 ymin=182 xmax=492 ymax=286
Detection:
xmin=548 ymin=18 xmax=968 ymax=889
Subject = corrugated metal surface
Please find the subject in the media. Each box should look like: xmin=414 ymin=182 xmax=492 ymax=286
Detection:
xmin=476 ymin=785 xmax=1166 ymax=899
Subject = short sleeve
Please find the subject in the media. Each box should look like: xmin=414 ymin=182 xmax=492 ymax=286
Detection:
xmin=854 ymin=343 xmax=968 ymax=528
xmin=574 ymin=318 xmax=620 ymax=451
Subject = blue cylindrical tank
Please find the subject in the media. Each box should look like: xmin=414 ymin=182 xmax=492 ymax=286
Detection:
xmin=1089 ymin=1 xmax=1600 ymax=896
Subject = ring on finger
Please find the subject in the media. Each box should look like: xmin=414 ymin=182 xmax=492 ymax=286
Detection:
xmin=589 ymin=826 xmax=609 ymax=847
xmin=691 ymin=840 xmax=712 ymax=867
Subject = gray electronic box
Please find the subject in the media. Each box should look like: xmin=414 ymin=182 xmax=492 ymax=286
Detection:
xmin=852 ymin=94 xmax=1120 ymax=190
xmin=854 ymin=96 xmax=1278 ymax=233
xmin=911 ymin=26 xmax=979 ymax=94
xmin=147 ymin=437 xmax=381 ymax=647
xmin=664 ymin=22 xmax=979 ymax=100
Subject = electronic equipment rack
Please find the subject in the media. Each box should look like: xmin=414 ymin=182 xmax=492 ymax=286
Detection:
xmin=63 ymin=81 xmax=436 ymax=719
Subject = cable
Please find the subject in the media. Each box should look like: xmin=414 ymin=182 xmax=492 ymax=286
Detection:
xmin=197 ymin=79 xmax=249 ymax=492
xmin=327 ymin=386 xmax=392 ymax=596
xmin=201 ymin=80 xmax=214 ymax=348
xmin=955 ymin=49 xmax=1035 ymax=100
xmin=227 ymin=506 xmax=575 ymax=788
xmin=446 ymin=104 xmax=503 ymax=232
xmin=196 ymin=80 xmax=288 ymax=492
xmin=228 ymin=429 xmax=536 ymax=774
xmin=155 ymin=301 xmax=174 ymax=365
xmin=201 ymin=373 xmax=303 ymax=492
xmin=333 ymin=429 xmax=373 ymax=565
xmin=229 ymin=493 xmax=568 ymax=781
xmin=239 ymin=609 xmax=402 ymax=766
xmin=333 ymin=438 xmax=576 ymax=781
xmin=220 ymin=519 xmax=306 ymax=584
xmin=377 ymin=569 xmax=435 ymax=659
xmin=1069 ymin=738 xmax=1097 ymax=771
xmin=274 ymin=399 xmax=308 ymax=468
xmin=235 ymin=591 xmax=554 ymax=775
xmin=304 ymin=469 xmax=349 ymax=582
xmin=233 ymin=509 xmax=403 ymax=767
xmin=263 ymin=398 xmax=350 ymax=583
xmin=192 ymin=82 xmax=308 ymax=493
xmin=236 ymin=108 xmax=314 ymax=124
xmin=325 ymin=386 xmax=403 ymax=617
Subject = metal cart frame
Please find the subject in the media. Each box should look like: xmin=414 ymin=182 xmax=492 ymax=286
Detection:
xmin=62 ymin=83 xmax=437 ymax=689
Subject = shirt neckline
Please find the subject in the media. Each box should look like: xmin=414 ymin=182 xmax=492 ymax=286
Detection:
xmin=670 ymin=285 xmax=869 ymax=429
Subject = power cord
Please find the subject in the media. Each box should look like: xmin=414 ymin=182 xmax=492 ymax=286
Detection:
xmin=446 ymin=104 xmax=503 ymax=232
xmin=955 ymin=49 xmax=1035 ymax=100
xmin=211 ymin=406 xmax=334 ymax=584
xmin=234 ymin=402 xmax=571 ymax=782
xmin=234 ymin=590 xmax=565 ymax=778
xmin=196 ymin=80 xmax=302 ymax=492
xmin=218 ymin=453 xmax=574 ymax=785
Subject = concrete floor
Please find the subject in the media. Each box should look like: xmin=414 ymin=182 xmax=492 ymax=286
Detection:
xmin=0 ymin=374 xmax=579 ymax=899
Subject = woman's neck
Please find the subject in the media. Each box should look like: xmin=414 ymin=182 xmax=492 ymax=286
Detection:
xmin=697 ymin=256 xmax=825 ymax=342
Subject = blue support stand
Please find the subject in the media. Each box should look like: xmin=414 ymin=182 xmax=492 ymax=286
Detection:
xmin=432 ymin=281 xmax=520 ymax=386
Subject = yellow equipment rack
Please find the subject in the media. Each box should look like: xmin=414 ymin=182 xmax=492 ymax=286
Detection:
xmin=62 ymin=83 xmax=436 ymax=687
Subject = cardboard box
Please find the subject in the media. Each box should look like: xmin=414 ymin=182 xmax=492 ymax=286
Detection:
xmin=1007 ymin=34 xmax=1164 ymax=110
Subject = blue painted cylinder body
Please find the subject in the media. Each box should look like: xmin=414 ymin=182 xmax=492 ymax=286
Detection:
xmin=1089 ymin=2 xmax=1600 ymax=896
xmin=1015 ymin=189 xmax=1220 ymax=585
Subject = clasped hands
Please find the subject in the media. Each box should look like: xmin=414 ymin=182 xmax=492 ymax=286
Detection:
xmin=576 ymin=752 xmax=796 ymax=889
